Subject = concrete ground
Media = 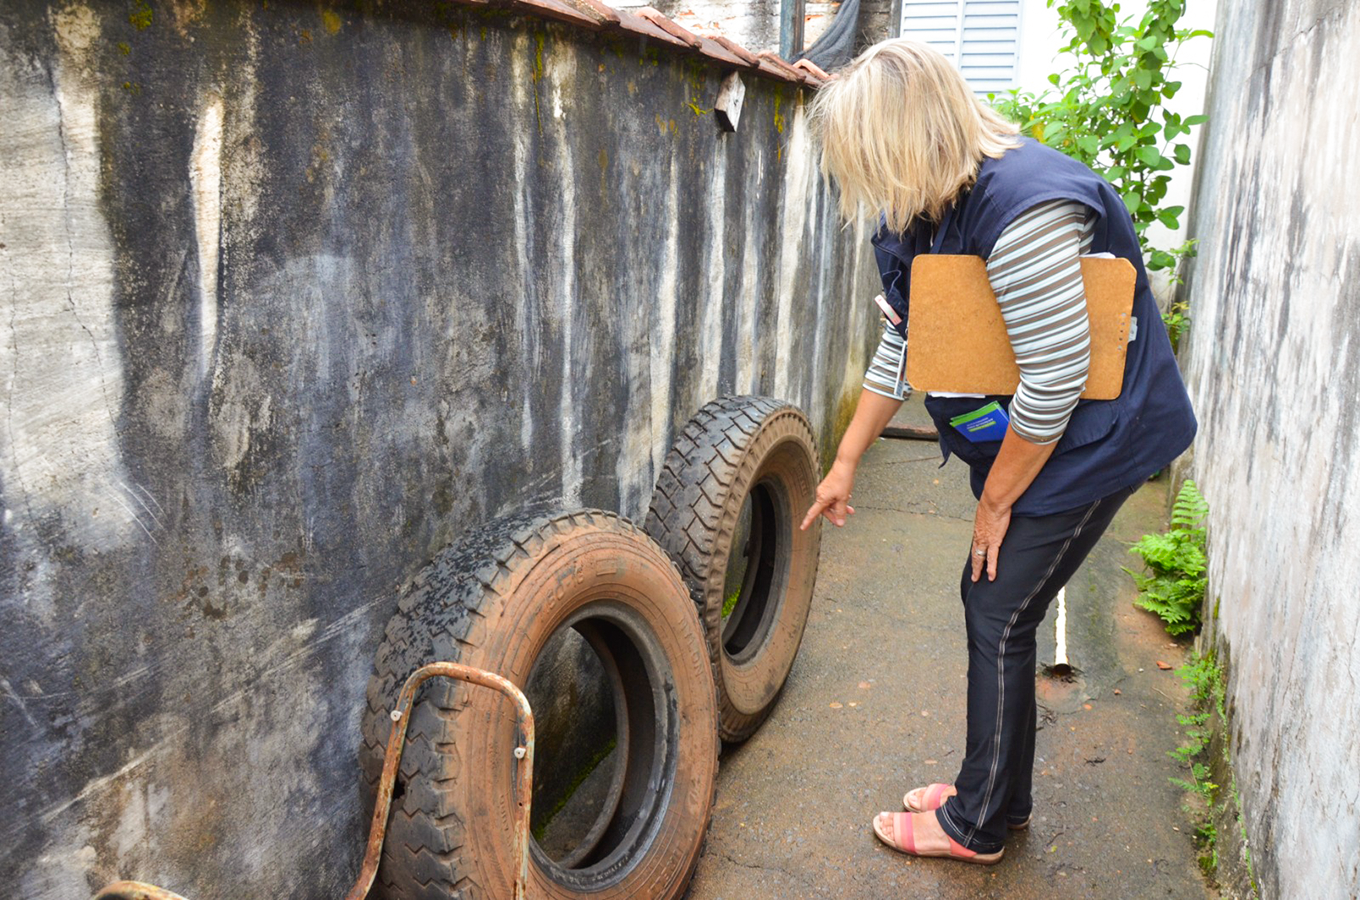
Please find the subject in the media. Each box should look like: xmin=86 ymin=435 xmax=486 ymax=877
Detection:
xmin=688 ymin=399 xmax=1211 ymax=900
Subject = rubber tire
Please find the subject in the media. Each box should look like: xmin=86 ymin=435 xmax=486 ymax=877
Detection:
xmin=645 ymin=396 xmax=821 ymax=742
xmin=360 ymin=509 xmax=719 ymax=900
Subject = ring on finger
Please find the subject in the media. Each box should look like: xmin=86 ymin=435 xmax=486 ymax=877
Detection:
xmin=974 ymin=549 xmax=986 ymax=557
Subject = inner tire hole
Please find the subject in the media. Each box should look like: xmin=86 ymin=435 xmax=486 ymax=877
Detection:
xmin=526 ymin=625 xmax=622 ymax=868
xmin=722 ymin=481 xmax=781 ymax=660
xmin=524 ymin=610 xmax=666 ymax=883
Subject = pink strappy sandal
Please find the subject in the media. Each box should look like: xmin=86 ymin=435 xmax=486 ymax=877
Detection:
xmin=902 ymin=783 xmax=1031 ymax=830
xmin=872 ymin=811 xmax=1004 ymax=865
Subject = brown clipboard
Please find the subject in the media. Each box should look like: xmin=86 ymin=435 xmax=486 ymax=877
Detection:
xmin=905 ymin=254 xmax=1136 ymax=401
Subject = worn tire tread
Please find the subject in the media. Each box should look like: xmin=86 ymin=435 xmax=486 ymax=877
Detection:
xmin=644 ymin=395 xmax=820 ymax=741
xmin=361 ymin=508 xmax=711 ymax=899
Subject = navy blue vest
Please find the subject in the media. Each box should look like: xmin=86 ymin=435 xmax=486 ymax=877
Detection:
xmin=870 ymin=138 xmax=1197 ymax=515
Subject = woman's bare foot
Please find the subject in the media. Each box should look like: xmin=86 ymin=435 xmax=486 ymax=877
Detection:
xmin=903 ymin=783 xmax=957 ymax=812
xmin=872 ymin=809 xmax=952 ymax=853
xmin=902 ymin=784 xmax=1030 ymax=830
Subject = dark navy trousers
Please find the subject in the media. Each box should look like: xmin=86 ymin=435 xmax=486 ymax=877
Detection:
xmin=936 ymin=483 xmax=1137 ymax=853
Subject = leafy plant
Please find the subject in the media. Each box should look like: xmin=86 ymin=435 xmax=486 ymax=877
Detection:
xmin=1179 ymin=647 xmax=1218 ymax=704
xmin=1170 ymin=652 xmax=1217 ymax=766
xmin=1127 ymin=479 xmax=1207 ymax=635
xmin=1171 ymin=653 xmax=1221 ymax=875
xmin=1170 ymin=710 xmax=1210 ymax=764
xmin=1169 ymin=652 xmax=1256 ymax=891
xmin=991 ymin=0 xmax=1211 ymax=272
xmin=1162 ymin=297 xmax=1190 ymax=352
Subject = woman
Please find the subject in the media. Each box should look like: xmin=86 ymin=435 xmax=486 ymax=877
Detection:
xmin=801 ymin=40 xmax=1197 ymax=865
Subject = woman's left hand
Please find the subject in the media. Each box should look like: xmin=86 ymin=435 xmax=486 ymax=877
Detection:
xmin=971 ymin=497 xmax=1012 ymax=582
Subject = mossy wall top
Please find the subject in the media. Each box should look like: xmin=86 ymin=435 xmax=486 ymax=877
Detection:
xmin=0 ymin=1 xmax=879 ymax=894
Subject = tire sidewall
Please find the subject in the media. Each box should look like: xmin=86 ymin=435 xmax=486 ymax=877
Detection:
xmin=452 ymin=524 xmax=718 ymax=899
xmin=705 ymin=414 xmax=821 ymax=731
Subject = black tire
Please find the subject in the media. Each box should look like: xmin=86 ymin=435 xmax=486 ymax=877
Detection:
xmin=645 ymin=396 xmax=822 ymax=742
xmin=360 ymin=509 xmax=719 ymax=900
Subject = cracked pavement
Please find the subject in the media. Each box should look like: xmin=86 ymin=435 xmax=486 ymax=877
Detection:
xmin=687 ymin=397 xmax=1212 ymax=900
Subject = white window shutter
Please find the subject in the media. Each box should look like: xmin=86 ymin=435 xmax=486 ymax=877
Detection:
xmin=900 ymin=0 xmax=1021 ymax=95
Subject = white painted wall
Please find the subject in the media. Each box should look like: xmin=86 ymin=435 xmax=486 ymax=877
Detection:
xmin=1181 ymin=1 xmax=1360 ymax=897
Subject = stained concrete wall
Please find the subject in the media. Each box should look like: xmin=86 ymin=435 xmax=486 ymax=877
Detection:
xmin=1179 ymin=0 xmax=1360 ymax=896
xmin=0 ymin=1 xmax=880 ymax=896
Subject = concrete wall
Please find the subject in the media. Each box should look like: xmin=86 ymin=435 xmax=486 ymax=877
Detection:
xmin=1180 ymin=0 xmax=1360 ymax=896
xmin=0 ymin=1 xmax=880 ymax=896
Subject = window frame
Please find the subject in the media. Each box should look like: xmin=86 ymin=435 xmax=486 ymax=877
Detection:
xmin=892 ymin=0 xmax=1025 ymax=96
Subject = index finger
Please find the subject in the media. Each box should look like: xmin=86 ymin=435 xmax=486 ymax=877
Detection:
xmin=800 ymin=500 xmax=829 ymax=531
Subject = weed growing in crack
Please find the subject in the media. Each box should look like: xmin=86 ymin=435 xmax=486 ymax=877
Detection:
xmin=722 ymin=586 xmax=741 ymax=619
xmin=1171 ymin=652 xmax=1258 ymax=895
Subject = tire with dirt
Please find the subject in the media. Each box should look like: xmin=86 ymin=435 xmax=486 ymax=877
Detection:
xmin=360 ymin=508 xmax=719 ymax=900
xmin=645 ymin=396 xmax=821 ymax=742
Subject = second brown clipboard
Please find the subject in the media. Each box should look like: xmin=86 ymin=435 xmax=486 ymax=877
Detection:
xmin=905 ymin=254 xmax=1136 ymax=401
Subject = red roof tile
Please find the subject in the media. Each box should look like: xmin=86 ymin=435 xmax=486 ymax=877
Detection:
xmin=696 ymin=36 xmax=750 ymax=70
xmin=710 ymin=34 xmax=761 ymax=67
xmin=756 ymin=50 xmax=808 ymax=84
xmin=613 ymin=7 xmax=691 ymax=48
xmin=561 ymin=0 xmax=620 ymax=26
xmin=435 ymin=0 xmax=820 ymax=87
xmin=510 ymin=0 xmax=605 ymax=29
xmin=793 ymin=58 xmax=832 ymax=81
xmin=637 ymin=7 xmax=704 ymax=49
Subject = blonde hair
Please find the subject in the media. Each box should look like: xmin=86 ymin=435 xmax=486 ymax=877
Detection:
xmin=809 ymin=39 xmax=1020 ymax=232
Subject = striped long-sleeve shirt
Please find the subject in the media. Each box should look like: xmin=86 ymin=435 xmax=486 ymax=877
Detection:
xmin=863 ymin=199 xmax=1094 ymax=444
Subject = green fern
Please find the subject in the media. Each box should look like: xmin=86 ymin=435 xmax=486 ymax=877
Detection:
xmin=1172 ymin=481 xmax=1209 ymax=529
xmin=1170 ymin=761 xmax=1218 ymax=799
xmin=1126 ymin=480 xmax=1208 ymax=635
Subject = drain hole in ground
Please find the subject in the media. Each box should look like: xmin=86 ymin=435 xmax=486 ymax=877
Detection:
xmin=1043 ymin=662 xmax=1081 ymax=681
xmin=525 ymin=624 xmax=623 ymax=868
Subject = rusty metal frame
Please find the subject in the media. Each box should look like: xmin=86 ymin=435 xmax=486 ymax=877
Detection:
xmin=93 ymin=662 xmax=535 ymax=900
xmin=93 ymin=884 xmax=190 ymax=900
xmin=347 ymin=662 xmax=536 ymax=900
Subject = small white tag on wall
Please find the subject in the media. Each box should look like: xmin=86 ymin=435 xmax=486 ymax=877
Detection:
xmin=716 ymin=72 xmax=746 ymax=132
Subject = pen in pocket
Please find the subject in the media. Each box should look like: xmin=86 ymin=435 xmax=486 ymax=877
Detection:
xmin=873 ymin=293 xmax=902 ymax=327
